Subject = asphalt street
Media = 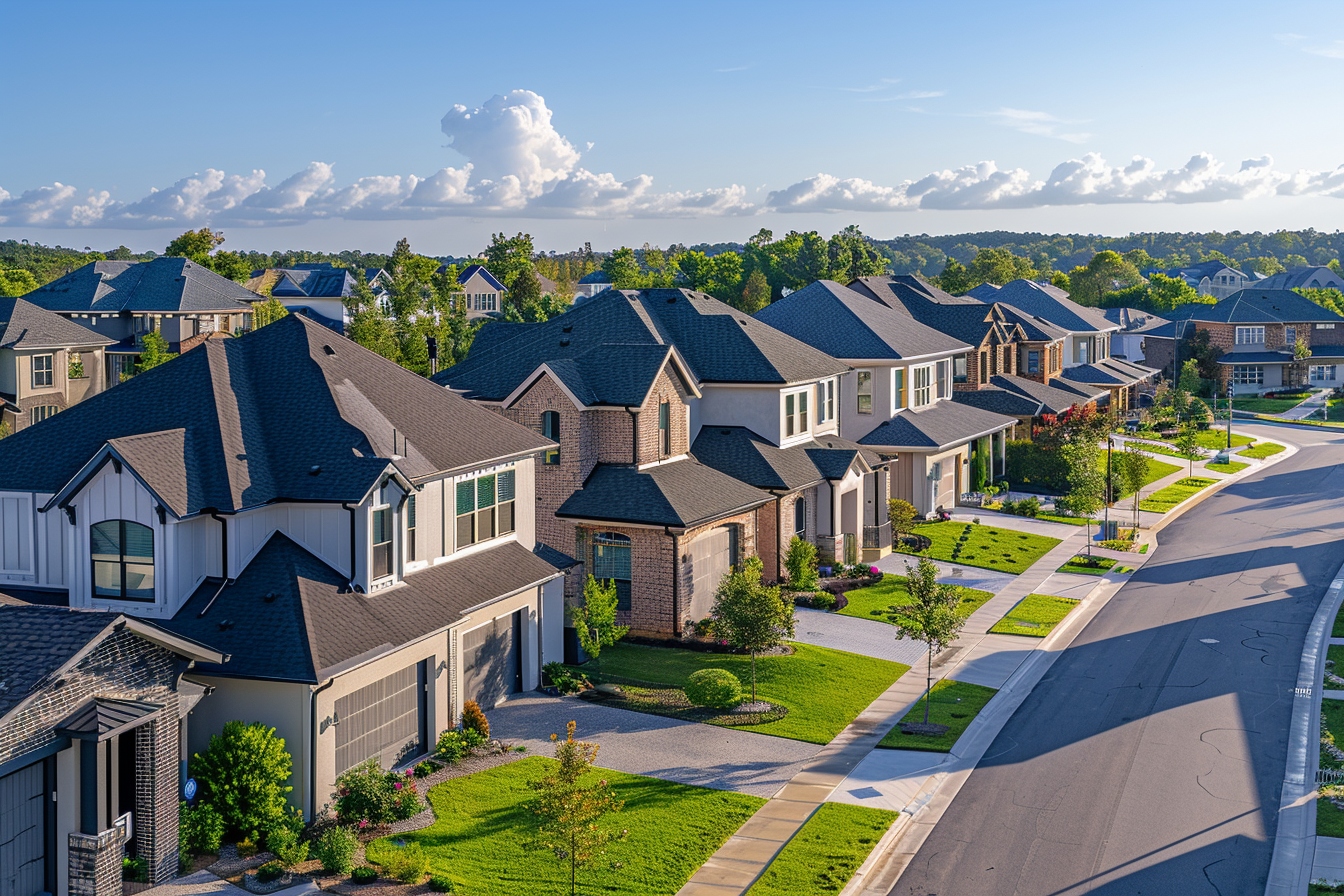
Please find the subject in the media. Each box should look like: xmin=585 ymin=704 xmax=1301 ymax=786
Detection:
xmin=892 ymin=424 xmax=1344 ymax=895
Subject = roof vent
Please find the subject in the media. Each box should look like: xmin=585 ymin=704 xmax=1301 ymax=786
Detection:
xmin=738 ymin=319 xmax=749 ymax=327
xmin=560 ymin=339 xmax=570 ymax=347
xmin=562 ymin=324 xmax=573 ymax=333
xmin=720 ymin=429 xmax=732 ymax=435
xmin=263 ymin=592 xmax=277 ymax=603
xmin=309 ymin=465 xmax=322 ymax=476
xmin=667 ymin=296 xmax=678 ymax=304
xmin=217 ymin=620 xmax=234 ymax=631
xmin=323 ymin=345 xmax=336 ymax=355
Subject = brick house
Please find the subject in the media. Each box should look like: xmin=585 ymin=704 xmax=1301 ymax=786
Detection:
xmin=0 ymin=604 xmax=222 ymax=896
xmin=0 ymin=314 xmax=565 ymax=821
xmin=0 ymin=296 xmax=114 ymax=434
xmin=435 ymin=287 xmax=880 ymax=641
xmin=1144 ymin=289 xmax=1344 ymax=394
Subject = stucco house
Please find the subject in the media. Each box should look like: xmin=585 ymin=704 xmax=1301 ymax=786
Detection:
xmin=0 ymin=296 xmax=115 ymax=433
xmin=455 ymin=264 xmax=508 ymax=319
xmin=0 ymin=314 xmax=565 ymax=820
xmin=435 ymin=287 xmax=883 ymax=640
xmin=1144 ymin=289 xmax=1344 ymax=393
xmin=19 ymin=258 xmax=257 ymax=384
xmin=0 ymin=604 xmax=222 ymax=895
xmin=1162 ymin=261 xmax=1250 ymax=299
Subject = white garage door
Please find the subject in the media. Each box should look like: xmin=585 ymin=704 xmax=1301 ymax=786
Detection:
xmin=0 ymin=762 xmax=45 ymax=896
xmin=686 ymin=526 xmax=735 ymax=622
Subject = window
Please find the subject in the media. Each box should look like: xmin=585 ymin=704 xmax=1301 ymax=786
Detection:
xmin=953 ymin=356 xmax=968 ymax=384
xmin=1027 ymin=350 xmax=1041 ymax=374
xmin=372 ymin=507 xmax=393 ymax=579
xmin=912 ymin=365 xmax=932 ymax=408
xmin=794 ymin=497 xmax=807 ymax=537
xmin=856 ymin=370 xmax=873 ymax=414
xmin=91 ymin=520 xmax=154 ymax=601
xmin=1312 ymin=365 xmax=1337 ymax=382
xmin=541 ymin=411 xmax=561 ymax=465
xmin=29 ymin=406 xmax=58 ymax=425
xmin=1285 ymin=326 xmax=1297 ymax=347
xmin=1318 ymin=323 xmax=1337 ymax=330
xmin=592 ymin=532 xmax=632 ymax=611
xmin=784 ymin=390 xmax=809 ymax=438
xmin=32 ymin=354 xmax=53 ymax=388
xmin=1231 ymin=365 xmax=1264 ymax=385
xmin=455 ymin=470 xmax=515 ymax=548
xmin=659 ymin=401 xmax=671 ymax=455
xmin=1235 ymin=326 xmax=1265 ymax=345
xmin=816 ymin=379 xmax=835 ymax=424
xmin=405 ymin=496 xmax=417 ymax=562
xmin=935 ymin=360 xmax=950 ymax=399
xmin=892 ymin=369 xmax=905 ymax=412
xmin=1076 ymin=341 xmax=1089 ymax=364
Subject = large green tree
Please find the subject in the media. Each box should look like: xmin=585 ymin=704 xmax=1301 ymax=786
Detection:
xmin=710 ymin=556 xmax=796 ymax=703
xmin=1067 ymin=251 xmax=1143 ymax=306
xmin=0 ymin=268 xmax=38 ymax=296
xmin=967 ymin=248 xmax=1037 ymax=287
xmin=601 ymin=247 xmax=645 ymax=289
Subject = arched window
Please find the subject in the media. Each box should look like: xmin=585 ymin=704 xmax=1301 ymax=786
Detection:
xmin=91 ymin=520 xmax=154 ymax=601
xmin=592 ymin=532 xmax=632 ymax=611
xmin=541 ymin=411 xmax=560 ymax=465
xmin=794 ymin=497 xmax=807 ymax=537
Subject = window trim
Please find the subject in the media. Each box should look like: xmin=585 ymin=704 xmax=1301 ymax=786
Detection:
xmin=911 ymin=363 xmax=933 ymax=409
xmin=1231 ymin=364 xmax=1264 ymax=385
xmin=592 ymin=531 xmax=632 ymax=611
xmin=90 ymin=519 xmax=155 ymax=603
xmin=1311 ymin=364 xmax=1337 ymax=382
xmin=892 ymin=368 xmax=905 ymax=412
xmin=405 ymin=495 xmax=417 ymax=563
xmin=816 ymin=379 xmax=835 ymax=425
xmin=371 ymin=505 xmax=393 ymax=580
xmin=1026 ymin=349 xmax=1041 ymax=375
xmin=32 ymin=353 xmax=54 ymax=389
xmin=658 ymin=400 xmax=671 ymax=456
xmin=952 ymin=355 xmax=968 ymax=384
xmin=783 ymin=388 xmax=811 ymax=439
xmin=455 ymin=468 xmax=516 ymax=550
xmin=1235 ymin=325 xmax=1265 ymax=345
xmin=29 ymin=406 xmax=59 ymax=426
xmin=541 ymin=410 xmax=561 ymax=465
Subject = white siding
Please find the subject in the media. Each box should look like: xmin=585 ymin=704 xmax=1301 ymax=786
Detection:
xmin=232 ymin=503 xmax=350 ymax=579
xmin=170 ymin=515 xmax=220 ymax=613
xmin=0 ymin=493 xmax=33 ymax=578
xmin=696 ymin=384 xmax=786 ymax=445
xmin=71 ymin=462 xmax=164 ymax=613
xmin=40 ymin=498 xmax=65 ymax=586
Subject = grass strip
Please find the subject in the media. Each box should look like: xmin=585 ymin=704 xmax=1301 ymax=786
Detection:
xmin=988 ymin=594 xmax=1080 ymax=638
xmin=586 ymin=642 xmax=908 ymax=744
xmin=877 ymin=679 xmax=998 ymax=752
xmin=839 ymin=575 xmax=993 ymax=624
xmin=1205 ymin=460 xmax=1249 ymax=474
xmin=370 ymin=757 xmax=765 ymax=896
xmin=1138 ymin=477 xmax=1216 ymax=513
xmin=1328 ymin=645 xmax=1344 ymax=691
xmin=1056 ymin=554 xmax=1117 ymax=576
xmin=744 ymin=803 xmax=898 ymax=896
xmin=896 ymin=521 xmax=1060 ymax=575
xmin=1241 ymin=441 xmax=1285 ymax=459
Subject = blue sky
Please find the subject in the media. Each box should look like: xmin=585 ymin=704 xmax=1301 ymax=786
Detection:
xmin=4 ymin=0 xmax=1344 ymax=254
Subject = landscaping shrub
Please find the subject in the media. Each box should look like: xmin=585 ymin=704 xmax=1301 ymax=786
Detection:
xmin=543 ymin=661 xmax=587 ymax=694
xmin=313 ymin=825 xmax=359 ymax=875
xmin=191 ymin=721 xmax=294 ymax=841
xmin=1006 ymin=439 xmax=1068 ymax=494
xmin=265 ymin=824 xmax=309 ymax=868
xmin=351 ymin=866 xmax=379 ymax=884
xmin=888 ymin=498 xmax=918 ymax=538
xmin=256 ymin=862 xmax=286 ymax=883
xmin=414 ymin=760 xmax=437 ymax=778
xmin=428 ymin=874 xmax=456 ymax=893
xmin=684 ymin=668 xmax=744 ymax=709
xmin=122 ymin=856 xmax=148 ymax=883
xmin=690 ymin=617 xmax=717 ymax=640
xmin=333 ymin=761 xmax=424 ymax=826
xmin=436 ymin=728 xmax=488 ymax=764
xmin=179 ymin=801 xmax=224 ymax=856
xmin=461 ymin=699 xmax=491 ymax=740
xmin=236 ymin=836 xmax=258 ymax=858
xmin=784 ymin=536 xmax=819 ymax=591
xmin=383 ymin=843 xmax=430 ymax=884
xmin=795 ymin=592 xmax=836 ymax=610
xmin=1015 ymin=496 xmax=1040 ymax=517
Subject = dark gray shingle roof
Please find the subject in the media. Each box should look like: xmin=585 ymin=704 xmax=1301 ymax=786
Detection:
xmin=22 ymin=258 xmax=260 ymax=315
xmin=952 ymin=388 xmax=1044 ymax=417
xmin=0 ymin=606 xmax=114 ymax=719
xmin=1057 ymin=358 xmax=1159 ymax=387
xmin=857 ymin=401 xmax=1017 ymax=452
xmin=988 ymin=375 xmax=1107 ymax=412
xmin=1214 ymin=351 xmax=1296 ymax=364
xmin=556 ymin=460 xmax=770 ymax=528
xmin=969 ymin=279 xmax=1115 ymax=333
xmin=1170 ymin=289 xmax=1344 ymax=325
xmin=691 ymin=426 xmax=879 ymax=491
xmin=0 ymin=296 xmax=115 ymax=350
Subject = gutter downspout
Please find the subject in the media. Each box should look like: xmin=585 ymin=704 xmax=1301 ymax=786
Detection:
xmin=197 ymin=511 xmax=234 ymax=618
xmin=309 ymin=677 xmax=337 ymax=820
xmin=342 ymin=503 xmax=362 ymax=593
xmin=626 ymin=408 xmax=640 ymax=464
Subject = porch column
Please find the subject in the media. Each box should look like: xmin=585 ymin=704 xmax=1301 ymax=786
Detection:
xmin=135 ymin=704 xmax=181 ymax=884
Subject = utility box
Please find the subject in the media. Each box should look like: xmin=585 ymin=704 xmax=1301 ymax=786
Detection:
xmin=1099 ymin=519 xmax=1119 ymax=540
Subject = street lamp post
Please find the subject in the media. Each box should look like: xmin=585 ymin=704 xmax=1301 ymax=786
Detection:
xmin=1226 ymin=383 xmax=1234 ymax=451
xmin=1104 ymin=435 xmax=1113 ymax=541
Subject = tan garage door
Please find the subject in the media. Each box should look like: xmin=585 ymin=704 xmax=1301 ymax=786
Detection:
xmin=686 ymin=526 xmax=735 ymax=622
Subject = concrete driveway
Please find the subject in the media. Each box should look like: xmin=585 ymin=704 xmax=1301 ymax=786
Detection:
xmin=489 ymin=693 xmax=819 ymax=798
xmin=793 ymin=606 xmax=927 ymax=666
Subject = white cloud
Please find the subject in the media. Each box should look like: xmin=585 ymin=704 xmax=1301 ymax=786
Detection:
xmin=0 ymin=182 xmax=115 ymax=226
xmin=992 ymin=107 xmax=1091 ymax=144
xmin=440 ymin=90 xmax=581 ymax=199
xmin=115 ymin=169 xmax=266 ymax=224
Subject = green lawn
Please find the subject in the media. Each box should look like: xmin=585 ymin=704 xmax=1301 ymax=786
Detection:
xmin=1327 ymin=645 xmax=1344 ymax=690
xmin=1241 ymin=441 xmax=1286 ymax=459
xmin=1138 ymin=477 xmax=1216 ymax=513
xmin=896 ymin=521 xmax=1061 ymax=574
xmin=1111 ymin=455 xmax=1181 ymax=498
xmin=1205 ymin=460 xmax=1248 ymax=474
xmin=587 ymin=642 xmax=908 ymax=744
xmin=1124 ymin=438 xmax=1188 ymax=459
xmin=1057 ymin=555 xmax=1117 ymax=576
xmin=744 ymin=803 xmax=898 ymax=896
xmin=838 ymin=575 xmax=993 ymax=624
xmin=1328 ymin=398 xmax=1344 ymax=422
xmin=1322 ymin=700 xmax=1344 ymax=772
xmin=1194 ymin=430 xmax=1252 ymax=450
xmin=369 ymin=757 xmax=764 ymax=896
xmin=1233 ymin=397 xmax=1305 ymax=414
xmin=988 ymin=594 xmax=1080 ymax=637
xmin=1031 ymin=511 xmax=1091 ymax=526
xmin=877 ymin=679 xmax=998 ymax=752
xmin=1334 ymin=609 xmax=1344 ymax=639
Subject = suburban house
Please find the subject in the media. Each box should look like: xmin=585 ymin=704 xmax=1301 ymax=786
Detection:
xmin=0 ymin=314 xmax=565 ymax=821
xmin=18 ymin=258 xmax=257 ymax=383
xmin=1102 ymin=307 xmax=1169 ymax=363
xmin=968 ymin=279 xmax=1157 ymax=413
xmin=435 ymin=287 xmax=884 ymax=640
xmin=0 ymin=296 xmax=114 ymax=433
xmin=756 ymin=279 xmax=1016 ymax=518
xmin=1257 ymin=266 xmax=1344 ymax=292
xmin=1144 ymin=288 xmax=1344 ymax=393
xmin=1161 ymin=261 xmax=1250 ymax=299
xmin=573 ymin=270 xmax=612 ymax=301
xmin=454 ymin=264 xmax=508 ymax=319
xmin=0 ymin=604 xmax=222 ymax=894
xmin=246 ymin=263 xmax=391 ymax=333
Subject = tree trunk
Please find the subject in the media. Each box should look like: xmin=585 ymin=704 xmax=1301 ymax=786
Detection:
xmin=923 ymin=642 xmax=933 ymax=724
xmin=750 ymin=650 xmax=758 ymax=703
xmin=571 ymin=830 xmax=577 ymax=896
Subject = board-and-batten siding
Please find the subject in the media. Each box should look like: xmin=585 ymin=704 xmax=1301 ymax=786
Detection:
xmin=0 ymin=492 xmax=64 ymax=589
xmin=232 ymin=503 xmax=350 ymax=580
xmin=74 ymin=463 xmax=165 ymax=614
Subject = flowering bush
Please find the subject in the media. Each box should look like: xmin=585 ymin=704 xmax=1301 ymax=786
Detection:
xmin=436 ymin=727 xmax=488 ymax=763
xmin=333 ymin=761 xmax=423 ymax=826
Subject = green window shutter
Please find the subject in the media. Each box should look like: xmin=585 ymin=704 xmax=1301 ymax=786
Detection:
xmin=456 ymin=480 xmax=475 ymax=515
xmin=477 ymin=474 xmax=496 ymax=508
xmin=498 ymin=470 xmax=515 ymax=502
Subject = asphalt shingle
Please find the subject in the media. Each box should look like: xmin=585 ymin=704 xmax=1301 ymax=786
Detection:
xmin=22 ymin=258 xmax=260 ymax=315
xmin=556 ymin=459 xmax=771 ymax=528
xmin=0 ymin=296 xmax=115 ymax=350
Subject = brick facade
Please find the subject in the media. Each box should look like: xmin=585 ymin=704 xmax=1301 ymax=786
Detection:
xmin=68 ymin=830 xmax=123 ymax=896
xmin=135 ymin=708 xmax=181 ymax=884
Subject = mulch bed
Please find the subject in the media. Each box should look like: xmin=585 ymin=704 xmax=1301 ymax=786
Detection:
xmin=579 ymin=684 xmax=787 ymax=727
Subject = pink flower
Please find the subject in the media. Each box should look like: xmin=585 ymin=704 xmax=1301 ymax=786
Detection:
xmin=869 ymin=566 xmax=880 ymax=575
xmin=394 ymin=781 xmax=403 ymax=790
xmin=359 ymin=819 xmax=369 ymax=829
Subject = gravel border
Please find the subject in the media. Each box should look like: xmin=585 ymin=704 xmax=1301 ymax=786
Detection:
xmin=386 ymin=747 xmax=529 ymax=834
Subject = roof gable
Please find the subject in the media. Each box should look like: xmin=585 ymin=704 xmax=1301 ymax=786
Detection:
xmin=23 ymin=258 xmax=260 ymax=315
xmin=0 ymin=296 xmax=115 ymax=350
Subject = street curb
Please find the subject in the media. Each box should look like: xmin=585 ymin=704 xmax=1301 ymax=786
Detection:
xmin=1265 ymin=563 xmax=1344 ymax=896
xmin=1145 ymin=437 xmax=1297 ymax=539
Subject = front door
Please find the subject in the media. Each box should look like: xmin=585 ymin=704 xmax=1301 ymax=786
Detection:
xmin=0 ymin=761 xmax=47 ymax=896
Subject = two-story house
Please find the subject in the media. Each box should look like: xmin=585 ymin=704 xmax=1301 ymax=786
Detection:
xmin=1102 ymin=307 xmax=1169 ymax=363
xmin=1162 ymin=261 xmax=1251 ymax=299
xmin=436 ymin=287 xmax=880 ymax=640
xmin=0 ymin=296 xmax=114 ymax=433
xmin=19 ymin=258 xmax=257 ymax=383
xmin=969 ymin=279 xmax=1156 ymax=412
xmin=1144 ymin=288 xmax=1344 ymax=393
xmin=1258 ymin=266 xmax=1344 ymax=292
xmin=0 ymin=313 xmax=565 ymax=819
xmin=452 ymin=264 xmax=508 ymax=319
xmin=246 ymin=263 xmax=391 ymax=333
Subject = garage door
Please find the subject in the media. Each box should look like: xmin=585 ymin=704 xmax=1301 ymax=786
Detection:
xmin=462 ymin=612 xmax=521 ymax=710
xmin=685 ymin=526 xmax=735 ymax=622
xmin=0 ymin=762 xmax=45 ymax=896
xmin=334 ymin=662 xmax=427 ymax=774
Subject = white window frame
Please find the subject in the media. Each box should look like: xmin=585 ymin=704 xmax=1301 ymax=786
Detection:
xmin=1075 ymin=340 xmax=1089 ymax=365
xmin=783 ymin=388 xmax=811 ymax=439
xmin=1312 ymin=364 xmax=1337 ymax=382
xmin=911 ymin=364 xmax=933 ymax=409
xmin=32 ymin=354 xmax=53 ymax=389
xmin=935 ymin=359 xmax=950 ymax=400
xmin=1231 ymin=365 xmax=1264 ymax=385
xmin=816 ymin=379 xmax=835 ymax=425
xmin=892 ymin=368 xmax=906 ymax=412
xmin=1235 ymin=326 xmax=1265 ymax=345
xmin=455 ymin=468 xmax=517 ymax=550
xmin=1318 ymin=323 xmax=1337 ymax=330
xmin=30 ymin=405 xmax=58 ymax=425
xmin=1285 ymin=326 xmax=1297 ymax=346
xmin=856 ymin=369 xmax=873 ymax=415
